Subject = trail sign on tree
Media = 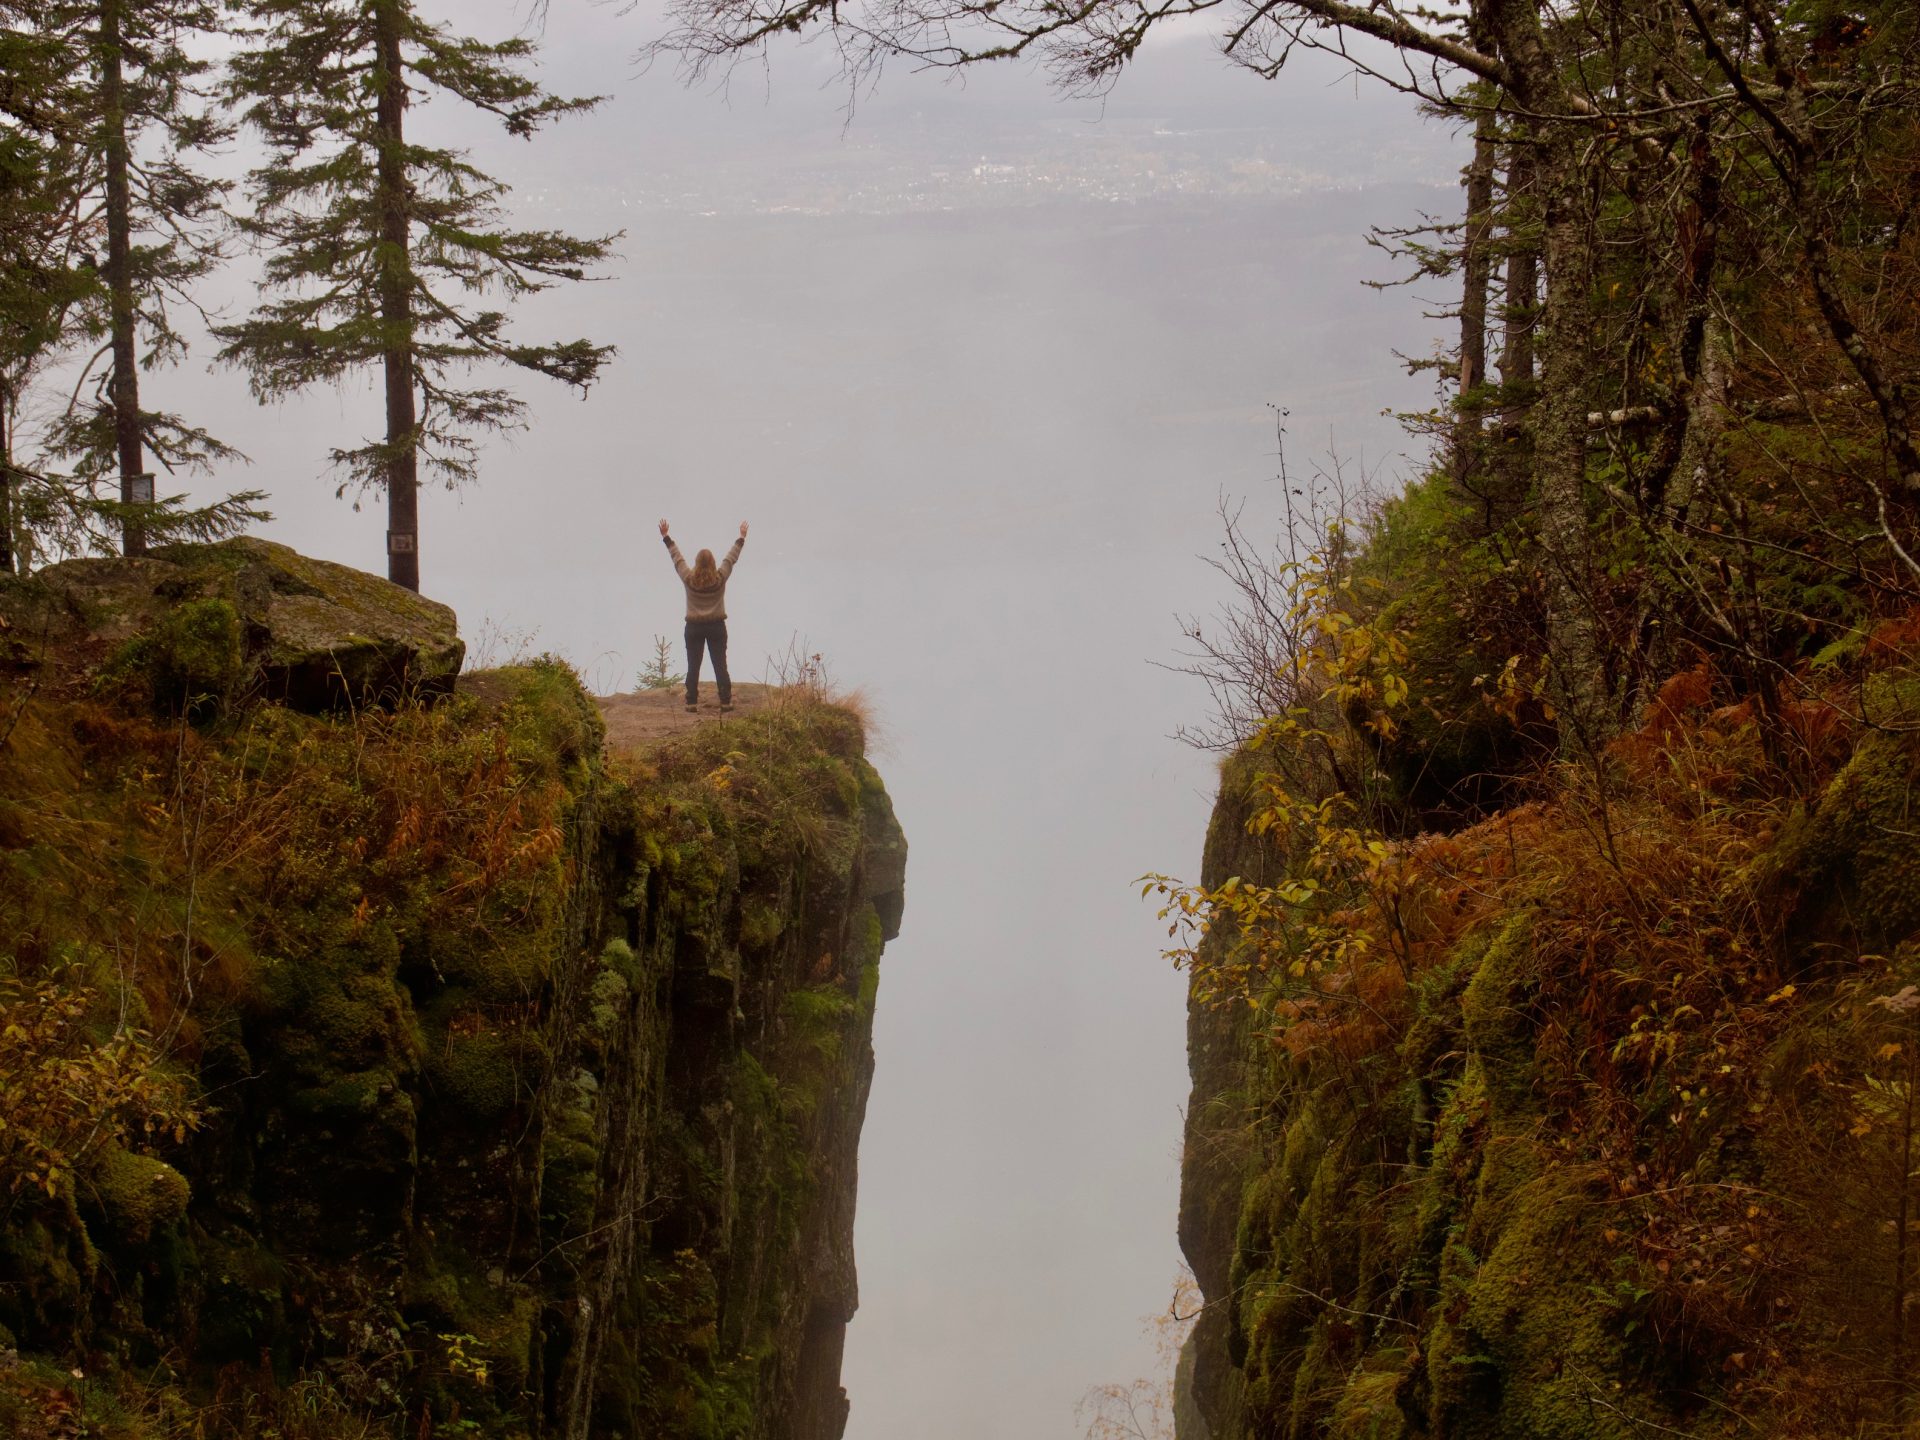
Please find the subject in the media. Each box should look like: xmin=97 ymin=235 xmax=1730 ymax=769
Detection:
xmin=217 ymin=0 xmax=619 ymax=592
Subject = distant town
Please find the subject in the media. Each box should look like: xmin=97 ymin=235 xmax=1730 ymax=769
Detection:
xmin=523 ymin=116 xmax=1455 ymax=218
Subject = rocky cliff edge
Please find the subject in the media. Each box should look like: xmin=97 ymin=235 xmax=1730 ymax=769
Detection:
xmin=0 ymin=540 xmax=905 ymax=1440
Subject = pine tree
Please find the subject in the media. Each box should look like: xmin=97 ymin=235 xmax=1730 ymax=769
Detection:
xmin=9 ymin=0 xmax=239 ymax=558
xmin=0 ymin=27 xmax=94 ymax=573
xmin=217 ymin=0 xmax=619 ymax=593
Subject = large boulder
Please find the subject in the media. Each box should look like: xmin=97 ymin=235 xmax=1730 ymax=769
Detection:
xmin=0 ymin=537 xmax=463 ymax=711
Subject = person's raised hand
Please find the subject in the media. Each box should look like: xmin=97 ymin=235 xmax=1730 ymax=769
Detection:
xmin=739 ymin=521 xmax=749 ymax=538
xmin=658 ymin=518 xmax=669 ymax=536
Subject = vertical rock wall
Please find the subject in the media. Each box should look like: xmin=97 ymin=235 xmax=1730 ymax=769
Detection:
xmin=1173 ymin=697 xmax=1920 ymax=1439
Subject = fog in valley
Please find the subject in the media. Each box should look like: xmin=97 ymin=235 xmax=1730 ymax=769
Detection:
xmin=90 ymin=7 xmax=1461 ymax=1432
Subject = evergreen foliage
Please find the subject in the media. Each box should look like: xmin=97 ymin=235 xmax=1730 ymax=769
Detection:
xmin=216 ymin=0 xmax=619 ymax=590
xmin=638 ymin=632 xmax=686 ymax=690
xmin=0 ymin=28 xmax=94 ymax=574
xmin=3 ymin=0 xmax=239 ymax=560
xmin=0 ymin=0 xmax=261 ymax=571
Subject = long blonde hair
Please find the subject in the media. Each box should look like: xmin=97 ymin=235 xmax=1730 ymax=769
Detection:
xmin=688 ymin=547 xmax=722 ymax=591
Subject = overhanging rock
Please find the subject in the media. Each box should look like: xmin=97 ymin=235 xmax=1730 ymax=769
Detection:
xmin=3 ymin=537 xmax=464 ymax=710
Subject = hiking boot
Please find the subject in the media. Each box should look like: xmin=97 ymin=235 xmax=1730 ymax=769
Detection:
xmin=719 ymin=702 xmax=734 ymax=713
xmin=685 ymin=702 xmax=698 ymax=713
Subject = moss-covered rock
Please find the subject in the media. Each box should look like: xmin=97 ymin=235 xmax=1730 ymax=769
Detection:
xmin=1788 ymin=722 xmax=1920 ymax=954
xmin=1 ymin=536 xmax=463 ymax=711
xmin=88 ymin=1149 xmax=190 ymax=1246
xmin=430 ymin=1030 xmax=520 ymax=1116
xmin=222 ymin=538 xmax=464 ymax=706
xmin=1426 ymin=1165 xmax=1653 ymax=1440
xmin=1458 ymin=916 xmax=1539 ymax=1119
xmin=140 ymin=595 xmax=248 ymax=714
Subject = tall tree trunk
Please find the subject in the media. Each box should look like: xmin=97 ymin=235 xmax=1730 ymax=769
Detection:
xmin=1531 ymin=149 xmax=1605 ymax=740
xmin=1639 ymin=117 xmax=1725 ymax=520
xmin=1669 ymin=313 xmax=1728 ymax=522
xmin=374 ymin=0 xmax=419 ymax=593
xmin=1481 ymin=0 xmax=1606 ymax=740
xmin=1499 ymin=141 xmax=1537 ymax=417
xmin=100 ymin=0 xmax=147 ymax=557
xmin=1 ymin=375 xmax=15 ymax=576
xmin=1454 ymin=112 xmax=1497 ymax=481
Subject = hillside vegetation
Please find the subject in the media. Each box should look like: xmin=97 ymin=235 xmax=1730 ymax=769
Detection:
xmin=1154 ymin=2 xmax=1920 ymax=1434
xmin=0 ymin=542 xmax=905 ymax=1440
xmin=1176 ymin=628 xmax=1920 ymax=1436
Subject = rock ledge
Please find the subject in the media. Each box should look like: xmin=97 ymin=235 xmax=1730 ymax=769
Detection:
xmin=2 ymin=536 xmax=463 ymax=709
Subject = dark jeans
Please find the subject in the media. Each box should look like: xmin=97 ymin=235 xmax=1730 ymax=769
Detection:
xmin=685 ymin=620 xmax=730 ymax=704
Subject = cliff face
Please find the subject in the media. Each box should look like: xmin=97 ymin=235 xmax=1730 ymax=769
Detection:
xmin=1175 ymin=670 xmax=1920 ymax=1439
xmin=1174 ymin=751 xmax=1268 ymax=1440
xmin=0 ymin=541 xmax=905 ymax=1440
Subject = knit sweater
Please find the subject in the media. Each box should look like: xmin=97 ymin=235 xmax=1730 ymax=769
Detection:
xmin=664 ymin=535 xmax=744 ymax=621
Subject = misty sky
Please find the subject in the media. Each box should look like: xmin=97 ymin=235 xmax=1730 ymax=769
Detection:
xmin=72 ymin=5 xmax=1462 ymax=1433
